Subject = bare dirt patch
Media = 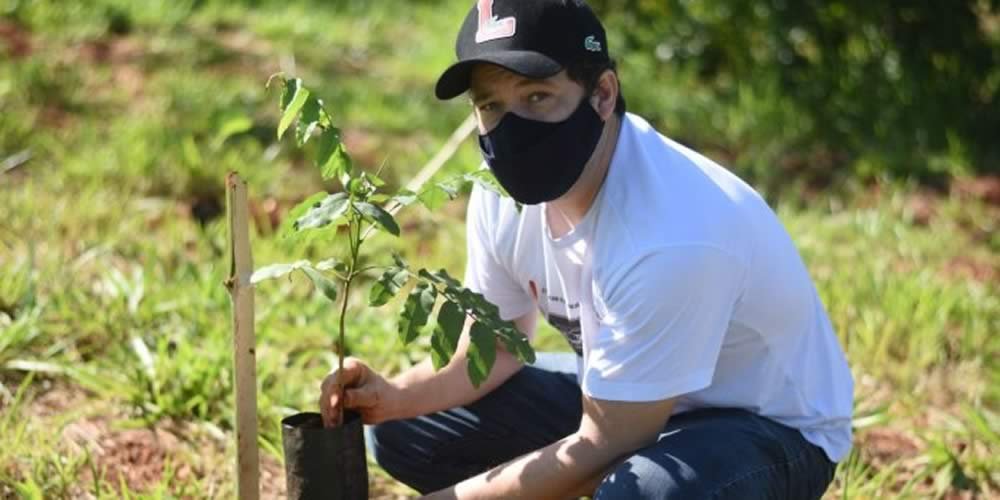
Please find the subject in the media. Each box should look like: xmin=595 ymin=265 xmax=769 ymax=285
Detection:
xmin=853 ymin=426 xmax=932 ymax=494
xmin=903 ymin=191 xmax=939 ymax=226
xmin=76 ymin=36 xmax=148 ymax=99
xmin=0 ymin=20 xmax=31 ymax=58
xmin=95 ymin=427 xmax=193 ymax=489
xmin=20 ymin=383 xmax=409 ymax=497
xmin=941 ymin=255 xmax=998 ymax=284
xmin=260 ymin=453 xmax=288 ymax=499
xmin=857 ymin=427 xmax=922 ymax=469
xmin=78 ymin=36 xmax=145 ymax=66
xmin=953 ymin=175 xmax=1000 ymax=206
xmin=60 ymin=409 xmax=193 ymax=492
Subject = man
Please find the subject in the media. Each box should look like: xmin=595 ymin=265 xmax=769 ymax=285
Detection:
xmin=319 ymin=0 xmax=854 ymax=498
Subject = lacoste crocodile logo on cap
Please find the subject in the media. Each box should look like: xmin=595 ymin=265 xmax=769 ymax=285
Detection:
xmin=584 ymin=35 xmax=602 ymax=52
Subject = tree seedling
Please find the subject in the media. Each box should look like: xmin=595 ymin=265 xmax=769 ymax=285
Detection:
xmin=252 ymin=75 xmax=535 ymax=425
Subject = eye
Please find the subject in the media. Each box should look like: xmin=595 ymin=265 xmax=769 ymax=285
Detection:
xmin=478 ymin=102 xmax=498 ymax=113
xmin=527 ymin=92 xmax=551 ymax=104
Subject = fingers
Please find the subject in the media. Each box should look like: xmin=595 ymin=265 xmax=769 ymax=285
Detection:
xmin=322 ymin=386 xmax=378 ymax=425
xmin=319 ymin=357 xmax=372 ymax=427
xmin=321 ymin=357 xmax=367 ymax=392
xmin=344 ymin=385 xmax=378 ymax=409
xmin=319 ymin=374 xmax=345 ymax=427
xmin=320 ymin=384 xmax=339 ymax=427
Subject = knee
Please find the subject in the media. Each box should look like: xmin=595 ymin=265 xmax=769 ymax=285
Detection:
xmin=365 ymin=420 xmax=454 ymax=494
xmin=366 ymin=420 xmax=411 ymax=474
xmin=594 ymin=454 xmax=705 ymax=500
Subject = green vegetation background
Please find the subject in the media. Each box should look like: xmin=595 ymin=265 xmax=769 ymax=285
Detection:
xmin=0 ymin=0 xmax=997 ymax=497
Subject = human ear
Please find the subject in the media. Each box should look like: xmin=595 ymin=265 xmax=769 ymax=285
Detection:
xmin=593 ymin=70 xmax=619 ymax=121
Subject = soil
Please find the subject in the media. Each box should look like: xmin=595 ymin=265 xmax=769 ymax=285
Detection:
xmin=77 ymin=36 xmax=144 ymax=66
xmin=857 ymin=427 xmax=922 ymax=469
xmin=941 ymin=255 xmax=998 ymax=283
xmin=904 ymin=191 xmax=938 ymax=226
xmin=953 ymin=175 xmax=1000 ymax=206
xmin=16 ymin=383 xmax=412 ymax=497
xmin=0 ymin=19 xmax=32 ymax=59
xmin=854 ymin=427 xmax=929 ymax=494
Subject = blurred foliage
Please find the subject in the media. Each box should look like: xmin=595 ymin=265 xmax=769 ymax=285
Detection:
xmin=590 ymin=0 xmax=1000 ymax=193
xmin=4 ymin=0 xmax=998 ymax=194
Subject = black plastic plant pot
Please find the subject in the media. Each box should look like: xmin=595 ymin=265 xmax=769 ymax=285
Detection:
xmin=281 ymin=411 xmax=369 ymax=500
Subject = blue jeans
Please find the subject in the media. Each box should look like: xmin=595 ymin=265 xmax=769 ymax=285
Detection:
xmin=366 ymin=353 xmax=836 ymax=499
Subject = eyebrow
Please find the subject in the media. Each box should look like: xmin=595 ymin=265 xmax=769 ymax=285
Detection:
xmin=469 ymin=89 xmax=493 ymax=105
xmin=470 ymin=77 xmax=555 ymax=104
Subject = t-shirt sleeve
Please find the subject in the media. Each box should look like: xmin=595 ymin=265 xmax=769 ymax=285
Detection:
xmin=582 ymin=245 xmax=746 ymax=402
xmin=463 ymin=184 xmax=535 ymax=325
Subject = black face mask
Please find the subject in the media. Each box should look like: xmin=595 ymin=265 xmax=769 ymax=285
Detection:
xmin=478 ymin=99 xmax=605 ymax=205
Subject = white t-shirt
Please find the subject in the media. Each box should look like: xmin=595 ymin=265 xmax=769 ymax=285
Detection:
xmin=463 ymin=112 xmax=854 ymax=462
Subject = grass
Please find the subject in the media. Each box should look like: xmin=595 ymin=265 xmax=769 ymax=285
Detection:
xmin=1 ymin=0 xmax=998 ymax=497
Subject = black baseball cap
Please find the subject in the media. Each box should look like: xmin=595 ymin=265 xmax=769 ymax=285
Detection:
xmin=435 ymin=0 xmax=610 ymax=100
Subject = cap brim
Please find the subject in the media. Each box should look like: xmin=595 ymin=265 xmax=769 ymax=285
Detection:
xmin=435 ymin=51 xmax=563 ymax=100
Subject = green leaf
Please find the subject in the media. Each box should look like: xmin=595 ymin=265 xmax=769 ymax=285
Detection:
xmin=347 ymin=176 xmax=373 ymax=198
xmin=369 ymin=267 xmax=410 ymax=307
xmin=434 ymin=268 xmax=463 ymax=289
xmin=293 ymin=192 xmax=350 ymax=231
xmin=464 ymin=288 xmax=500 ymax=317
xmin=418 ymin=269 xmax=463 ymax=295
xmin=431 ymin=301 xmax=465 ymax=370
xmin=417 ymin=268 xmax=436 ymax=283
xmin=278 ymin=192 xmax=327 ymax=239
xmin=251 ymin=260 xmax=310 ymax=284
xmin=467 ymin=321 xmax=496 ymax=388
xmin=315 ymin=258 xmax=348 ymax=275
xmin=391 ymin=189 xmax=419 ymax=207
xmin=181 ymin=135 xmax=202 ymax=167
xmin=417 ymin=183 xmax=459 ymax=211
xmin=295 ymin=96 xmax=322 ymax=146
xmin=462 ymin=170 xmax=522 ymax=211
xmin=398 ymin=282 xmax=437 ymax=345
xmin=354 ymin=201 xmax=400 ymax=236
xmin=316 ymin=127 xmax=352 ymax=180
xmin=365 ymin=171 xmax=386 ymax=187
xmin=213 ymin=115 xmax=253 ymax=148
xmin=464 ymin=169 xmax=509 ymax=198
xmin=434 ymin=277 xmax=497 ymax=318
xmin=496 ymin=326 xmax=536 ymax=364
xmin=278 ymin=78 xmax=310 ymax=140
xmin=301 ymin=266 xmax=338 ymax=303
xmin=392 ymin=253 xmax=409 ymax=269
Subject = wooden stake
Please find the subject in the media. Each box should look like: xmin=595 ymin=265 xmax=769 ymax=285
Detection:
xmin=225 ymin=172 xmax=260 ymax=500
xmin=402 ymin=113 xmax=478 ymax=195
xmin=361 ymin=113 xmax=477 ymax=241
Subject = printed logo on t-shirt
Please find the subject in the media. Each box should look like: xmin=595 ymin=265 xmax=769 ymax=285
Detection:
xmin=530 ymin=280 xmax=583 ymax=356
xmin=547 ymin=313 xmax=583 ymax=356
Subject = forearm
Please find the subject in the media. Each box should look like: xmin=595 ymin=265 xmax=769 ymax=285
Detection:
xmin=389 ymin=354 xmax=519 ymax=420
xmin=423 ymin=395 xmax=677 ymax=499
xmin=389 ymin=335 xmax=522 ymax=420
xmin=425 ymin=430 xmax=619 ymax=500
xmin=388 ymin=312 xmax=534 ymax=420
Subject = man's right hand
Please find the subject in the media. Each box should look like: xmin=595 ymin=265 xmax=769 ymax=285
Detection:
xmin=319 ymin=357 xmax=400 ymax=428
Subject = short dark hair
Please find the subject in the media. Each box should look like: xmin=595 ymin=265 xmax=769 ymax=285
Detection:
xmin=565 ymin=58 xmax=627 ymax=116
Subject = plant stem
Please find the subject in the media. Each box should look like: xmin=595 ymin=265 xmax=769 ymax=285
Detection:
xmin=337 ymin=272 xmax=352 ymax=425
xmin=354 ymin=264 xmax=386 ymax=275
xmin=337 ymin=214 xmax=363 ymax=425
